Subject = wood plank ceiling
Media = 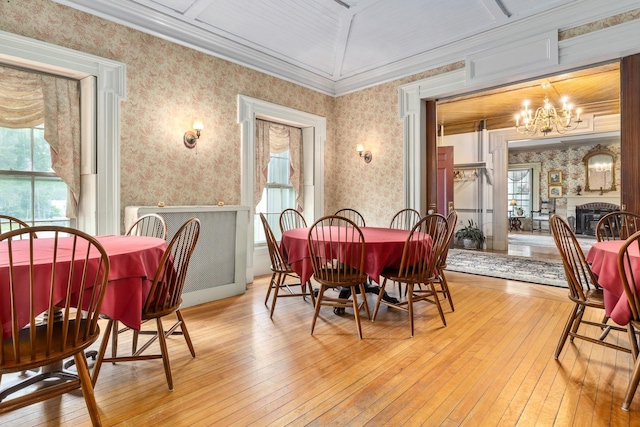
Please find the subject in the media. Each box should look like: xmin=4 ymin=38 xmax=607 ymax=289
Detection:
xmin=436 ymin=62 xmax=621 ymax=136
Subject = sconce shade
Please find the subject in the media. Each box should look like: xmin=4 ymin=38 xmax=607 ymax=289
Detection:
xmin=184 ymin=121 xmax=203 ymax=148
xmin=356 ymin=144 xmax=372 ymax=163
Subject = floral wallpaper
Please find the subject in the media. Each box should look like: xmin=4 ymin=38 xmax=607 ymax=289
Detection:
xmin=0 ymin=0 xmax=638 ymax=230
xmin=509 ymin=143 xmax=621 ymax=209
xmin=331 ymin=61 xmax=465 ymax=227
xmin=0 ymin=0 xmax=336 ymax=230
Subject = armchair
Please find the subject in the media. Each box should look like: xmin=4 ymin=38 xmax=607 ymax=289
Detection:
xmin=531 ymin=200 xmax=555 ymax=233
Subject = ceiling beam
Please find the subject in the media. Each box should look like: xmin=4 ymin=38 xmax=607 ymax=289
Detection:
xmin=332 ymin=9 xmax=355 ymax=78
xmin=481 ymin=0 xmax=511 ymax=22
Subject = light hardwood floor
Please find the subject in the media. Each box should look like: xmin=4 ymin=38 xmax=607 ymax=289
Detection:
xmin=1 ymin=263 xmax=638 ymax=426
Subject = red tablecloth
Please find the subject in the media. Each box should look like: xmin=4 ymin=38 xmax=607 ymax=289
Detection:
xmin=0 ymin=235 xmax=166 ymax=339
xmin=587 ymin=240 xmax=640 ymax=325
xmin=281 ymin=226 xmax=413 ymax=284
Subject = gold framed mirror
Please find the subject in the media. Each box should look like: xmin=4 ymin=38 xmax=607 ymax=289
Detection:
xmin=583 ymin=146 xmax=617 ymax=193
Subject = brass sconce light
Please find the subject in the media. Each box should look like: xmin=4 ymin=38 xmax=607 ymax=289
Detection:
xmin=356 ymin=144 xmax=372 ymax=163
xmin=184 ymin=121 xmax=204 ymax=149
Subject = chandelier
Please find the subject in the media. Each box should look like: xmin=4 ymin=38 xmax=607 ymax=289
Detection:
xmin=514 ymin=82 xmax=582 ymax=136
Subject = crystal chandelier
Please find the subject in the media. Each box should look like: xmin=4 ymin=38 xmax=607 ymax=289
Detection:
xmin=514 ymin=82 xmax=582 ymax=136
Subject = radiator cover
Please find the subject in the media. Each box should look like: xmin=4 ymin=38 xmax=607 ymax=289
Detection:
xmin=124 ymin=205 xmax=249 ymax=307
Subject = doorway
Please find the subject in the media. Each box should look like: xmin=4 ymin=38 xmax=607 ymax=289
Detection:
xmin=434 ymin=62 xmax=620 ymax=258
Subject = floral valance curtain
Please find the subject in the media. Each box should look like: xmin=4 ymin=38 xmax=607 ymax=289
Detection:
xmin=0 ymin=65 xmax=80 ymax=218
xmin=255 ymin=119 xmax=303 ymax=210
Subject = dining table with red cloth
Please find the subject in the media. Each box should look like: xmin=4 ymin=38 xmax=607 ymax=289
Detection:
xmin=281 ymin=226 xmax=417 ymax=284
xmin=0 ymin=235 xmax=166 ymax=340
xmin=586 ymin=240 xmax=640 ymax=325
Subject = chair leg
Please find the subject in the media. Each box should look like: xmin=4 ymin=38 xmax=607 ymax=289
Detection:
xmin=629 ymin=324 xmax=640 ymax=361
xmin=352 ymin=285 xmax=364 ymax=340
xmin=156 ymin=317 xmax=173 ymax=391
xmin=429 ymin=281 xmax=447 ymax=327
xmin=407 ymin=283 xmax=415 ymax=337
xmin=310 ymin=286 xmax=326 ymax=335
xmin=305 ymin=280 xmax=316 ymax=308
xmin=92 ymin=319 xmax=114 ymax=387
xmin=111 ymin=320 xmax=119 ymax=361
xmin=623 ymin=352 xmax=640 ymax=411
xmin=358 ymin=283 xmax=371 ymax=321
xmin=554 ymin=303 xmax=580 ymax=359
xmin=570 ymin=306 xmax=585 ymax=341
xmin=176 ymin=309 xmax=196 ymax=357
xmin=372 ymin=278 xmax=389 ymax=321
xmin=132 ymin=330 xmax=139 ymax=355
xmin=75 ymin=352 xmax=102 ymax=427
xmin=269 ymin=272 xmax=284 ymax=318
xmin=265 ymin=271 xmax=276 ymax=305
xmin=438 ymin=269 xmax=454 ymax=311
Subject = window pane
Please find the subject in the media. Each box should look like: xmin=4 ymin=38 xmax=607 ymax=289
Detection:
xmin=34 ymin=177 xmax=67 ymax=221
xmin=33 ymin=126 xmax=54 ymax=172
xmin=266 ymin=187 xmax=282 ymax=213
xmin=255 ymin=148 xmax=296 ymax=244
xmin=0 ymin=127 xmax=31 ymax=171
xmin=0 ymin=176 xmax=32 ymax=221
xmin=268 ymin=151 xmax=290 ymax=184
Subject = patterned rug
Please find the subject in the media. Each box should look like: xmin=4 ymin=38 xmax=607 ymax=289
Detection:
xmin=445 ymin=249 xmax=568 ymax=288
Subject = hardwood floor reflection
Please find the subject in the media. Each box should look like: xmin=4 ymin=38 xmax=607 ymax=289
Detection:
xmin=494 ymin=230 xmax=595 ymax=261
xmin=1 ymin=273 xmax=637 ymax=425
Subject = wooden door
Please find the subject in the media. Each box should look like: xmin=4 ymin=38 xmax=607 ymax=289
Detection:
xmin=437 ymin=146 xmax=454 ymax=217
xmin=621 ymin=54 xmax=640 ymax=214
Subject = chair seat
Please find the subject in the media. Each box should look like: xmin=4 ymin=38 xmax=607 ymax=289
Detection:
xmin=380 ymin=267 xmax=435 ymax=284
xmin=315 ymin=270 xmax=368 ymax=288
xmin=582 ymin=288 xmax=605 ymax=307
xmin=1 ymin=320 xmax=97 ymax=371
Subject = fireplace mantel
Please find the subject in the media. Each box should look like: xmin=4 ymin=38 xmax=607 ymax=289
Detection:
xmin=566 ymin=192 xmax=620 ymax=219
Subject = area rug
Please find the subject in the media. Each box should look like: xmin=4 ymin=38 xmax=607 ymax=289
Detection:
xmin=508 ymin=232 xmax=595 ymax=253
xmin=445 ymin=249 xmax=568 ymax=288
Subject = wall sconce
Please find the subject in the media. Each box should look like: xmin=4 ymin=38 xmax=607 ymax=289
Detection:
xmin=356 ymin=144 xmax=372 ymax=163
xmin=184 ymin=121 xmax=203 ymax=149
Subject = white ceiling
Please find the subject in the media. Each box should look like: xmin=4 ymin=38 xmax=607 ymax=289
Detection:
xmin=52 ymin=0 xmax=634 ymax=95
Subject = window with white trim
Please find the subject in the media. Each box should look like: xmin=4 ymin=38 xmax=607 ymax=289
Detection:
xmin=254 ymin=150 xmax=296 ymax=244
xmin=0 ymin=124 xmax=70 ymax=230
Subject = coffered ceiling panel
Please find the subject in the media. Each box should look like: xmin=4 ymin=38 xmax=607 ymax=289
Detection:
xmin=341 ymin=1 xmax=499 ymax=76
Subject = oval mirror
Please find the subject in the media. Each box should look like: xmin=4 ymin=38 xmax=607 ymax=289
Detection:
xmin=584 ymin=147 xmax=616 ymax=193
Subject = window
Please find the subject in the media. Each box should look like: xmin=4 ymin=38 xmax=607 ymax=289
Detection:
xmin=0 ymin=124 xmax=70 ymax=229
xmin=507 ymin=168 xmax=532 ymax=217
xmin=254 ymin=150 xmax=295 ymax=244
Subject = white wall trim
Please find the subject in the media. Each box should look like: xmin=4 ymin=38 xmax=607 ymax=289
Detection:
xmin=0 ymin=30 xmax=126 ymax=235
xmin=237 ymin=95 xmax=326 ymax=280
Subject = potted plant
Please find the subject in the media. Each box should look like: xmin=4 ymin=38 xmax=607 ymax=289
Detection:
xmin=454 ymin=219 xmax=486 ymax=249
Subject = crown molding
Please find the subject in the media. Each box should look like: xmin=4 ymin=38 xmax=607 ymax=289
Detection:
xmin=54 ymin=0 xmax=640 ymax=96
xmin=53 ymin=0 xmax=337 ymax=95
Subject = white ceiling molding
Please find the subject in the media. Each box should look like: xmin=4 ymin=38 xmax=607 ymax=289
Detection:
xmin=53 ymin=0 xmax=640 ymax=96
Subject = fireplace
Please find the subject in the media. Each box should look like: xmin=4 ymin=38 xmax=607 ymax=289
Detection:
xmin=575 ymin=202 xmax=619 ymax=235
